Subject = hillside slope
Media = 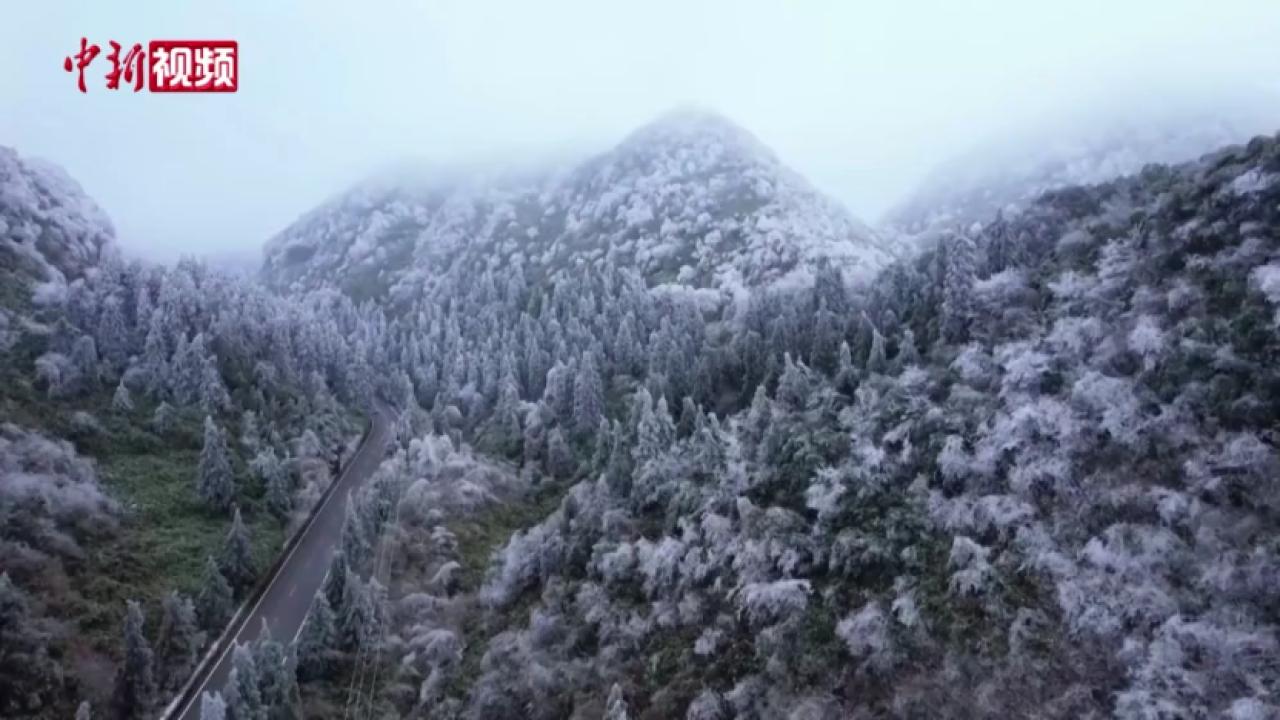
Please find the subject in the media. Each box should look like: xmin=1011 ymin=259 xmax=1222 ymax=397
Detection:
xmin=281 ymin=122 xmax=1280 ymax=719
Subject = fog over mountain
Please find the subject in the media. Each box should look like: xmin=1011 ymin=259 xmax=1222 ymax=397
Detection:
xmin=2 ymin=1 xmax=1278 ymax=262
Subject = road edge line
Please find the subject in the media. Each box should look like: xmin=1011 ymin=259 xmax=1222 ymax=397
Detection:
xmin=161 ymin=408 xmax=382 ymax=719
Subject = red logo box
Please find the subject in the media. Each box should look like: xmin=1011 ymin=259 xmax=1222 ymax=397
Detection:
xmin=148 ymin=40 xmax=238 ymax=92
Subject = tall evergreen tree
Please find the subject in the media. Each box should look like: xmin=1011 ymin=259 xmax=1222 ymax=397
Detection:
xmin=112 ymin=380 xmax=134 ymax=413
xmin=198 ymin=416 xmax=236 ymax=513
xmin=338 ymin=571 xmax=374 ymax=652
xmin=275 ymin=644 xmax=304 ymax=720
xmin=224 ymin=643 xmax=262 ymax=720
xmin=196 ymin=555 xmax=234 ymax=632
xmin=295 ymin=593 xmax=337 ymax=682
xmin=109 ymin=600 xmax=156 ymax=720
xmin=942 ymin=231 xmax=977 ymax=344
xmin=322 ymin=550 xmax=348 ymax=614
xmin=259 ymin=449 xmax=291 ymax=522
xmin=152 ymin=401 xmax=177 ymax=435
xmin=220 ymin=508 xmax=256 ymax=596
xmin=546 ymin=426 xmax=574 ymax=479
xmin=339 ymin=497 xmax=369 ymax=571
xmin=154 ymin=591 xmax=205 ymax=693
xmin=573 ymin=351 xmax=605 ymax=436
xmin=866 ymin=327 xmax=888 ymax=375
xmin=604 ymin=683 xmax=631 ymax=720
xmin=253 ymin=624 xmax=286 ymax=718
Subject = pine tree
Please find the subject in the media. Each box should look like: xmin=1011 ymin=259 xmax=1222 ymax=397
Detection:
xmin=198 ymin=416 xmax=236 ymax=513
xmin=109 ymin=600 xmax=156 ymax=720
xmin=896 ymin=328 xmax=920 ymax=370
xmin=224 ymin=643 xmax=262 ymax=720
xmin=200 ymin=692 xmax=227 ymax=720
xmin=72 ymin=334 xmax=101 ymax=388
xmin=260 ymin=449 xmax=291 ymax=522
xmin=866 ymin=327 xmax=888 ymax=375
xmin=835 ymin=340 xmax=858 ymax=393
xmin=942 ymin=231 xmax=977 ymax=344
xmin=112 ymin=380 xmax=134 ymax=413
xmin=338 ymin=571 xmax=374 ymax=652
xmin=253 ymin=624 xmax=286 ymax=718
xmin=496 ymin=366 xmax=524 ymax=439
xmin=604 ymin=683 xmax=631 ymax=720
xmin=573 ymin=351 xmax=605 ymax=436
xmin=196 ymin=555 xmax=234 ymax=632
xmin=240 ymin=411 xmax=261 ymax=454
xmin=96 ymin=297 xmax=129 ymax=373
xmin=220 ymin=508 xmax=257 ymax=596
xmin=296 ymin=593 xmax=337 ymax=682
xmin=322 ymin=550 xmax=348 ymax=614
xmin=604 ymin=420 xmax=632 ymax=499
xmin=339 ymin=497 xmax=369 ymax=571
xmin=776 ymin=353 xmax=809 ymax=411
xmin=141 ymin=313 xmax=169 ymax=395
xmin=546 ymin=426 xmax=574 ymax=479
xmin=199 ymin=357 xmax=231 ymax=416
xmin=152 ymin=401 xmax=177 ymax=435
xmin=154 ymin=591 xmax=205 ymax=693
xmin=276 ymin=644 xmax=304 ymax=720
xmin=541 ymin=361 xmax=573 ymax=425
xmin=590 ymin=417 xmax=613 ymax=475
xmin=810 ymin=301 xmax=841 ymax=373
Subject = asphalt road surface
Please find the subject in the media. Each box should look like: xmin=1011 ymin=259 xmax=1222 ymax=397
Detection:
xmin=171 ymin=403 xmax=395 ymax=719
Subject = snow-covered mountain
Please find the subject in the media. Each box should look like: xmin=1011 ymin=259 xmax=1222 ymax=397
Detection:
xmin=262 ymin=111 xmax=897 ymax=303
xmin=886 ymin=95 xmax=1280 ymax=238
xmin=0 ymin=146 xmax=115 ymax=294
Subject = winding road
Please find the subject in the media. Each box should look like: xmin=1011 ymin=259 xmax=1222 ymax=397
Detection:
xmin=169 ymin=403 xmax=396 ymax=720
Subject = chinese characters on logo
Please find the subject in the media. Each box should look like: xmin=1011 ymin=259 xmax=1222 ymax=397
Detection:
xmin=63 ymin=38 xmax=238 ymax=93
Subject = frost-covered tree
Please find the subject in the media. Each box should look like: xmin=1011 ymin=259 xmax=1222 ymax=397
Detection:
xmin=220 ymin=508 xmax=256 ymax=595
xmin=253 ymin=625 xmax=287 ymax=718
xmin=198 ymin=416 xmax=236 ymax=513
xmin=225 ymin=643 xmax=262 ymax=720
xmin=154 ymin=591 xmax=204 ymax=692
xmin=573 ymin=351 xmax=605 ymax=436
xmin=775 ymin=353 xmax=809 ymax=410
xmin=152 ymin=401 xmax=177 ymax=434
xmin=196 ymin=555 xmax=234 ymax=632
xmin=604 ymin=683 xmax=631 ymax=720
xmin=200 ymin=692 xmax=227 ymax=720
xmin=942 ymin=231 xmax=977 ymax=344
xmin=547 ymin=426 xmax=574 ymax=479
xmin=338 ymin=571 xmax=377 ymax=652
xmin=322 ymin=550 xmax=348 ymax=614
xmin=296 ymin=593 xmax=337 ymax=682
xmin=109 ymin=600 xmax=156 ymax=720
xmin=112 ymin=380 xmax=134 ymax=413
xmin=258 ymin=449 xmax=291 ymax=521
xmin=339 ymin=497 xmax=369 ymax=571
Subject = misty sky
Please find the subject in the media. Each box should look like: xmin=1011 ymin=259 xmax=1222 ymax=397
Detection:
xmin=2 ymin=1 xmax=1279 ymax=263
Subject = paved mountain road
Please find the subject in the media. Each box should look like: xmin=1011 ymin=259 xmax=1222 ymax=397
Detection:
xmin=170 ymin=404 xmax=396 ymax=720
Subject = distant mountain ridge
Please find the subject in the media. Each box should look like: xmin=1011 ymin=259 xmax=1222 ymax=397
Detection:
xmin=886 ymin=95 xmax=1280 ymax=238
xmin=262 ymin=111 xmax=897 ymax=303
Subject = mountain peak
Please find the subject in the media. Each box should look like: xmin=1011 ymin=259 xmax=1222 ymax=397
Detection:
xmin=263 ymin=112 xmax=895 ymax=301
